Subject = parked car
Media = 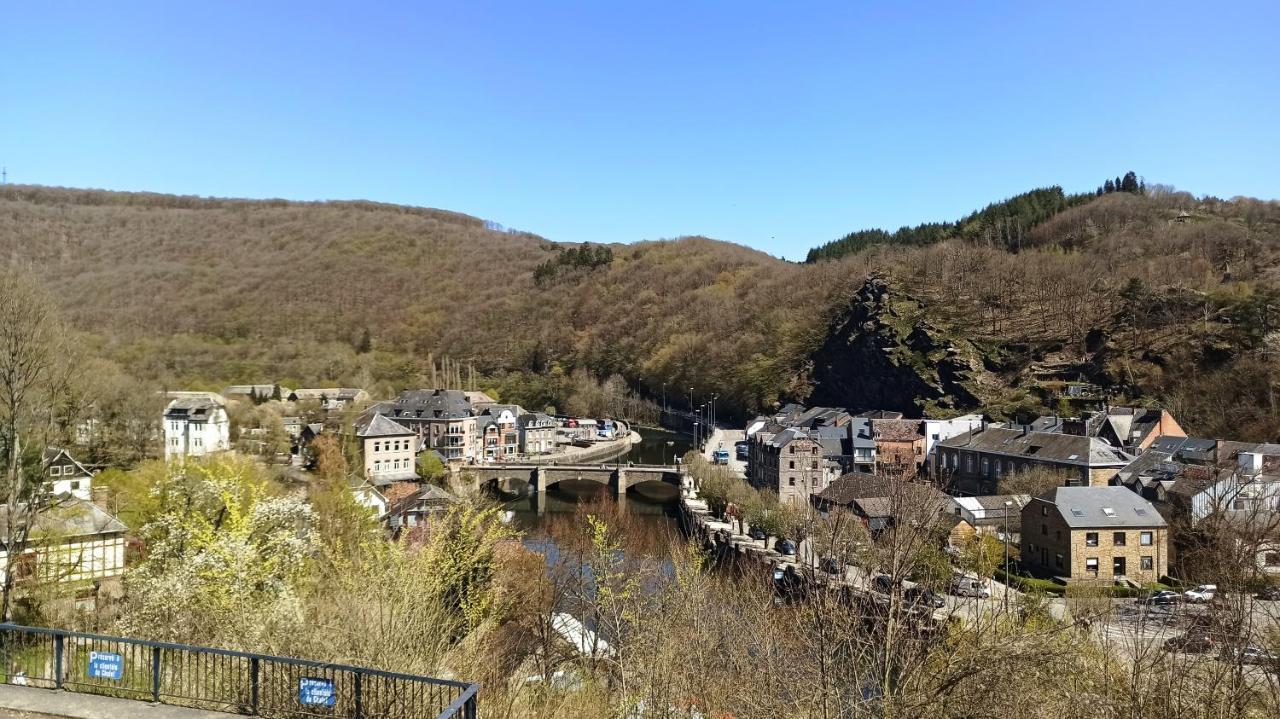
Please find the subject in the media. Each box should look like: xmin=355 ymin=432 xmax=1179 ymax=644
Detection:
xmin=904 ymin=587 xmax=946 ymax=609
xmin=948 ymin=576 xmax=992 ymax=598
xmin=1218 ymin=645 xmax=1280 ymax=666
xmin=1184 ymin=584 xmax=1218 ymax=603
xmin=871 ymin=575 xmax=899 ymax=594
xmin=819 ymin=557 xmax=842 ymax=575
xmin=775 ymin=538 xmax=797 ymax=555
xmin=1164 ymin=632 xmax=1219 ymax=654
xmin=1136 ymin=590 xmax=1182 ymax=606
xmin=747 ymin=526 xmax=766 ymax=541
xmin=1255 ymin=586 xmax=1280 ymax=601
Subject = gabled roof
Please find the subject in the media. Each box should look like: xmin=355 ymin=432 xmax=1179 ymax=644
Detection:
xmin=816 ymin=472 xmax=946 ymax=506
xmin=0 ymin=498 xmax=127 ymax=542
xmin=42 ymin=448 xmax=92 ymax=478
xmin=357 ymin=414 xmax=414 ymax=438
xmin=1031 ymin=486 xmax=1166 ymax=529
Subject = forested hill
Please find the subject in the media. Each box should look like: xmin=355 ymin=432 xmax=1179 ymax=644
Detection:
xmin=2 ymin=183 xmax=1279 ymax=441
xmin=805 ymin=172 xmax=1145 ymax=262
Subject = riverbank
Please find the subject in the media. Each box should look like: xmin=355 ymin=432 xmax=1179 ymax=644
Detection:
xmin=521 ymin=421 xmax=639 ymax=465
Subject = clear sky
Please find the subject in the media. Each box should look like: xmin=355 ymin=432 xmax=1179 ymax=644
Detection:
xmin=3 ymin=2 xmax=1277 ymax=258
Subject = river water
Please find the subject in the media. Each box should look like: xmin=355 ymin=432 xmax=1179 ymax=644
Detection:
xmin=498 ymin=426 xmax=695 ymax=546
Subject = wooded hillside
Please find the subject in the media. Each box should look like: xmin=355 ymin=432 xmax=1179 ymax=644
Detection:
xmin=2 ymin=184 xmax=1279 ymax=440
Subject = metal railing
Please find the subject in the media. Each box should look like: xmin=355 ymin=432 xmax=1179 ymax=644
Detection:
xmin=0 ymin=624 xmax=477 ymax=719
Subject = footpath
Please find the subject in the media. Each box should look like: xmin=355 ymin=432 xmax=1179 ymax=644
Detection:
xmin=0 ymin=684 xmax=229 ymax=719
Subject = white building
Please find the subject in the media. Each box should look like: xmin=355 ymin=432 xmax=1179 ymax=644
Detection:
xmin=43 ymin=448 xmax=94 ymax=501
xmin=0 ymin=499 xmax=128 ymax=584
xmin=358 ymin=414 xmax=418 ymax=485
xmin=163 ymin=397 xmax=230 ymax=460
xmin=922 ymin=414 xmax=985 ymax=464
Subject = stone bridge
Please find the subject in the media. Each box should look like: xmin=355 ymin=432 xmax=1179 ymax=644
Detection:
xmin=462 ymin=463 xmax=684 ymax=510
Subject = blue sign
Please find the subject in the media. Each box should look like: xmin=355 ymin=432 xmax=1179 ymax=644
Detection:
xmin=299 ymin=677 xmax=336 ymax=707
xmin=88 ymin=651 xmax=123 ymax=681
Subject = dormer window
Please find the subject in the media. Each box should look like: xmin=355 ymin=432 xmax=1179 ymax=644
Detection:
xmin=49 ymin=466 xmax=62 ymax=477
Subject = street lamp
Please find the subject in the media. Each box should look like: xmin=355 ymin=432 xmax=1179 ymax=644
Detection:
xmin=694 ymin=422 xmax=700 ymax=450
xmin=1003 ymin=500 xmax=1013 ymax=613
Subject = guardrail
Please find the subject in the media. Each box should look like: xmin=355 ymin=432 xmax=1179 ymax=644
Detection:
xmin=0 ymin=624 xmax=477 ymax=718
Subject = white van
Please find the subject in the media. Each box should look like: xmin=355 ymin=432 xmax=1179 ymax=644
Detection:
xmin=949 ymin=575 xmax=991 ymax=598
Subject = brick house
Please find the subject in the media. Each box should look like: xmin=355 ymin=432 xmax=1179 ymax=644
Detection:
xmin=1020 ymin=486 xmax=1168 ymax=583
xmin=871 ymin=419 xmax=926 ymax=474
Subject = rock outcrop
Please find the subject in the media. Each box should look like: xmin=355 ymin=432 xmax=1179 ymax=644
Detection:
xmin=806 ymin=276 xmax=996 ymax=417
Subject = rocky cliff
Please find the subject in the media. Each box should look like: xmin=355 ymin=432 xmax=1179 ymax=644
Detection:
xmin=806 ymin=276 xmax=1021 ymax=418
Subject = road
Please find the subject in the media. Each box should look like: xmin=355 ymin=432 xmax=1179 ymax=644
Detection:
xmin=701 ymin=427 xmax=747 ymax=477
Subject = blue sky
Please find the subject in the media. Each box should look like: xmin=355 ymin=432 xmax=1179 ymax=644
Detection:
xmin=3 ymin=2 xmax=1277 ymax=258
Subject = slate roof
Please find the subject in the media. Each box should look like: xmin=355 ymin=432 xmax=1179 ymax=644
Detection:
xmin=164 ymin=397 xmax=223 ymax=420
xmin=1031 ymin=486 xmax=1167 ymax=529
xmin=940 ymin=427 xmax=1132 ymax=467
xmin=0 ymin=499 xmax=127 ymax=542
xmin=381 ymin=389 xmax=474 ymax=420
xmin=291 ymin=388 xmax=365 ymax=401
xmin=357 ymin=414 xmax=415 ymax=438
xmin=816 ymin=472 xmax=947 ymax=507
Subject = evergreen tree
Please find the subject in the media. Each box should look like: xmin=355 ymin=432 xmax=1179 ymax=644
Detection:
xmin=1104 ymin=179 xmax=1115 ymax=194
xmin=271 ymin=384 xmax=281 ymax=401
xmin=1121 ymin=171 xmax=1139 ymax=194
xmin=355 ymin=328 xmax=371 ymax=354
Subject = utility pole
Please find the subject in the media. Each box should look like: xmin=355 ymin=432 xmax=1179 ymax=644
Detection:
xmin=1 ymin=168 xmax=6 ymax=184
xmin=1003 ymin=500 xmax=1013 ymax=614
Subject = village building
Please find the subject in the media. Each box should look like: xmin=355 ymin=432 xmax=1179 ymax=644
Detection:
xmin=477 ymin=405 xmax=521 ymax=460
xmin=949 ymin=494 xmax=1029 ymax=538
xmin=0 ymin=499 xmax=128 ymax=585
xmin=42 ymin=448 xmax=94 ymax=501
xmin=748 ymin=427 xmax=842 ymax=505
xmin=1020 ymin=486 xmax=1168 ymax=584
xmin=357 ymin=414 xmax=418 ymax=485
xmin=937 ymin=425 xmax=1133 ymax=494
xmin=162 ymin=397 xmax=230 ymax=460
xmin=288 ymin=388 xmax=369 ymax=411
xmin=519 ymin=412 xmax=557 ymax=455
xmin=384 ymin=484 xmax=459 ymax=535
xmin=871 ymin=419 xmax=926 ymax=474
xmin=365 ymin=389 xmax=480 ymax=462
xmin=813 ymin=472 xmax=969 ymax=546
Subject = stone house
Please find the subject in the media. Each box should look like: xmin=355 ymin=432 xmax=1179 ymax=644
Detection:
xmin=519 ymin=412 xmax=557 ymax=455
xmin=1020 ymin=486 xmax=1168 ymax=583
xmin=937 ymin=426 xmax=1133 ymax=494
xmin=357 ymin=414 xmax=418 ymax=485
xmin=366 ymin=389 xmax=479 ymax=462
xmin=871 ymin=419 xmax=926 ymax=474
xmin=750 ymin=427 xmax=841 ymax=505
xmin=477 ymin=405 xmax=521 ymax=460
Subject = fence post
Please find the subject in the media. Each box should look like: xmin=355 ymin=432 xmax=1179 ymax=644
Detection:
xmin=150 ymin=647 xmax=161 ymax=702
xmin=52 ymin=634 xmax=63 ymax=689
xmin=353 ymin=672 xmax=362 ymax=719
xmin=250 ymin=657 xmax=260 ymax=714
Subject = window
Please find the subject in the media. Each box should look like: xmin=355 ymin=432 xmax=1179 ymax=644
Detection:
xmin=789 ymin=460 xmax=795 ymax=469
xmin=1265 ymin=552 xmax=1280 ymax=567
xmin=1140 ymin=531 xmax=1153 ymax=546
xmin=1055 ymin=530 xmax=1061 ymax=540
xmin=811 ymin=461 xmax=819 ymax=470
xmin=1141 ymin=556 xmax=1154 ymax=571
xmin=1055 ymin=553 xmax=1063 ymax=569
xmin=70 ymin=481 xmax=80 ymax=491
xmin=1112 ymin=532 xmax=1126 ymax=547
xmin=1085 ymin=558 xmax=1099 ymax=573
xmin=1041 ymin=523 xmax=1047 ymax=535
xmin=1085 ymin=532 xmax=1098 ymax=547
xmin=374 ymin=442 xmax=381 ymax=452
xmin=62 ymin=465 xmax=74 ymax=475
xmin=1041 ymin=506 xmax=1048 ymax=516
xmin=788 ymin=477 xmax=795 ymax=486
xmin=49 ymin=466 xmax=62 ymax=477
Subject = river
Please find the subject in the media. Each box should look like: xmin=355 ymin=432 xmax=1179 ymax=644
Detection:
xmin=497 ymin=426 xmax=695 ymax=549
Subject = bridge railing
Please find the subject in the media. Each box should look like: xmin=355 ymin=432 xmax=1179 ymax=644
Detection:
xmin=0 ymin=624 xmax=477 ymax=719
